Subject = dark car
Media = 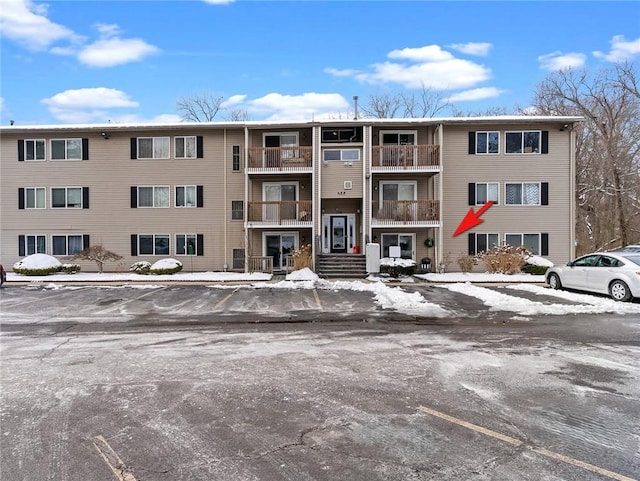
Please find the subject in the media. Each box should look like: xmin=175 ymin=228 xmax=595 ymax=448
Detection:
xmin=546 ymin=252 xmax=640 ymax=302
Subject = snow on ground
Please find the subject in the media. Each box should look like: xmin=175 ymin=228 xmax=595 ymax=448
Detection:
xmin=6 ymin=271 xmax=273 ymax=282
xmin=417 ymin=272 xmax=546 ymax=283
xmin=441 ymin=282 xmax=640 ymax=315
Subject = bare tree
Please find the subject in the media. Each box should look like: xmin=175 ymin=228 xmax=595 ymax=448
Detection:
xmin=531 ymin=65 xmax=640 ymax=254
xmin=224 ymin=108 xmax=250 ymax=121
xmin=177 ymin=92 xmax=224 ymax=122
xmin=360 ymin=92 xmax=403 ymax=119
xmin=401 ymin=85 xmax=451 ymax=118
xmin=68 ymin=245 xmax=122 ymax=273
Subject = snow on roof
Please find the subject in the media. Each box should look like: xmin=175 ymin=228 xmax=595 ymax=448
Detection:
xmin=0 ymin=115 xmax=584 ymax=132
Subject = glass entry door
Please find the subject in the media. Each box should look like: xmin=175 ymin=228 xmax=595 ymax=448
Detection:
xmin=331 ymin=216 xmax=347 ymax=253
xmin=265 ymin=233 xmax=296 ymax=270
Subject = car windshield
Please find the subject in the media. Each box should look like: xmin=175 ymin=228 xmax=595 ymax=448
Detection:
xmin=620 ymin=255 xmax=640 ymax=266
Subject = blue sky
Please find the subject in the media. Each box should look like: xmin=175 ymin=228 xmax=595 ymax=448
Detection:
xmin=1 ymin=0 xmax=639 ymax=125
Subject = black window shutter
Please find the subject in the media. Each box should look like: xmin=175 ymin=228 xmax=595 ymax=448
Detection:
xmin=131 ymin=235 xmax=138 ymax=256
xmin=541 ymin=182 xmax=549 ymax=205
xmin=82 ymin=187 xmax=90 ymax=209
xmin=130 ymin=187 xmax=137 ymax=208
xmin=18 ymin=140 xmax=25 ymax=161
xmin=18 ymin=235 xmax=25 ymax=257
xmin=541 ymin=131 xmax=549 ymax=154
xmin=83 ymin=235 xmax=90 ymax=249
xmin=468 ymin=183 xmax=476 ymax=206
xmin=541 ymin=233 xmax=549 ymax=256
xmin=197 ymin=185 xmax=204 ymax=207
xmin=468 ymin=233 xmax=475 ymax=255
xmin=197 ymin=234 xmax=204 ymax=256
xmin=468 ymin=132 xmax=476 ymax=155
xmin=130 ymin=138 xmax=137 ymax=159
xmin=82 ymin=138 xmax=89 ymax=160
xmin=196 ymin=136 xmax=204 ymax=158
xmin=18 ymin=188 xmax=25 ymax=209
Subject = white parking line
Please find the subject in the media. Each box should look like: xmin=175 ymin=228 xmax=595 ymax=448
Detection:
xmin=417 ymin=405 xmax=637 ymax=481
xmin=313 ymin=289 xmax=323 ymax=310
xmin=98 ymin=286 xmax=168 ymax=313
xmin=93 ymin=435 xmax=137 ymax=481
xmin=214 ymin=287 xmax=238 ymax=309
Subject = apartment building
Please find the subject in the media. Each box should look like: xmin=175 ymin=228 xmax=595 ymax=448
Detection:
xmin=0 ymin=116 xmax=580 ymax=274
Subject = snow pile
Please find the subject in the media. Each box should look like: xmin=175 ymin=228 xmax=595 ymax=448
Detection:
xmin=380 ymin=257 xmax=416 ymax=267
xmin=526 ymin=255 xmax=554 ymax=267
xmin=13 ymin=253 xmax=61 ymax=270
xmin=286 ymin=268 xmax=319 ymax=281
xmin=151 ymin=258 xmax=182 ymax=270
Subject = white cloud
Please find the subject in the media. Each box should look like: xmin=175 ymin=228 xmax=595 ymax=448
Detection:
xmin=0 ymin=0 xmax=83 ymax=50
xmin=327 ymin=44 xmax=492 ymax=91
xmin=449 ymin=42 xmax=492 ymax=56
xmin=593 ymin=35 xmax=640 ymax=62
xmin=42 ymin=87 xmax=139 ymax=123
xmin=77 ymin=24 xmax=159 ymax=67
xmin=221 ymin=94 xmax=247 ymax=108
xmin=247 ymin=92 xmax=351 ymax=120
xmin=538 ymin=51 xmax=587 ymax=71
xmin=448 ymin=87 xmax=504 ymax=103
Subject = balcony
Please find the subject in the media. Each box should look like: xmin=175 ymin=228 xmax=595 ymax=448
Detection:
xmin=371 ymin=200 xmax=440 ymax=226
xmin=247 ymin=200 xmax=313 ymax=227
xmin=371 ymin=145 xmax=440 ymax=172
xmin=248 ymin=146 xmax=313 ymax=173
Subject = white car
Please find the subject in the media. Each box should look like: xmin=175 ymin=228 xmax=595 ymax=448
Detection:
xmin=546 ymin=252 xmax=640 ymax=302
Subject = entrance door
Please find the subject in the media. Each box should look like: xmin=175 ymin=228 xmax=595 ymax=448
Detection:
xmin=331 ymin=216 xmax=347 ymax=253
xmin=265 ymin=234 xmax=296 ymax=270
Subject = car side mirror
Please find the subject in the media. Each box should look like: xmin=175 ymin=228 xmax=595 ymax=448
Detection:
xmin=566 ymin=261 xmax=574 ymax=267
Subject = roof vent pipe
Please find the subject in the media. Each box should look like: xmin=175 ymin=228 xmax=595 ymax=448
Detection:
xmin=353 ymin=96 xmax=359 ymax=120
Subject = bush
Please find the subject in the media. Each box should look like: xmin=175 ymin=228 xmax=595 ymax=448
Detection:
xmin=149 ymin=258 xmax=183 ymax=275
xmin=456 ymin=253 xmax=477 ymax=273
xmin=521 ymin=263 xmax=550 ymax=275
xmin=380 ymin=258 xmax=416 ymax=278
xmin=60 ymin=263 xmax=81 ymax=274
xmin=13 ymin=254 xmax=62 ymax=276
xmin=292 ymin=244 xmax=312 ymax=271
xmin=475 ymin=244 xmax=530 ymax=274
xmin=129 ymin=261 xmax=151 ymax=274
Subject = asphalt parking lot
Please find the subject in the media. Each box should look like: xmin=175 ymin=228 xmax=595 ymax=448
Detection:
xmin=1 ymin=284 xmax=639 ymax=481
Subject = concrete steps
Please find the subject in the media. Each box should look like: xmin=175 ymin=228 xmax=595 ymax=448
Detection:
xmin=316 ymin=254 xmax=367 ymax=278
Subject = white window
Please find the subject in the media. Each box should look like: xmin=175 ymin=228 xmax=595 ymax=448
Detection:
xmin=381 ymin=233 xmax=415 ymax=260
xmin=264 ymin=132 xmax=298 ymax=162
xmin=137 ymin=137 xmax=170 ymax=159
xmin=475 ymin=132 xmax=499 ymax=154
xmin=25 ymin=187 xmax=46 ymax=209
xmin=138 ymin=186 xmax=169 ymax=208
xmin=52 ymin=235 xmax=84 ymax=256
xmin=175 ymin=136 xmax=197 ymax=159
xmin=231 ymin=200 xmax=244 ymax=220
xmin=138 ymin=234 xmax=170 ymax=255
xmin=476 ymin=183 xmax=499 ymax=205
xmin=263 ymin=182 xmax=298 ymax=221
xmin=23 ymin=140 xmax=46 ymax=161
xmin=505 ymin=131 xmax=541 ymax=154
xmin=51 ymin=139 xmax=82 ymax=160
xmin=51 ymin=187 xmax=82 ymax=208
xmin=380 ymin=181 xmax=417 ymax=203
xmin=175 ymin=185 xmax=196 ymax=207
xmin=176 ymin=234 xmax=197 ymax=256
xmin=25 ymin=235 xmax=47 ymax=255
xmin=505 ymin=183 xmax=540 ymax=205
xmin=506 ymin=233 xmax=541 ymax=255
xmin=322 ymin=149 xmax=360 ymax=162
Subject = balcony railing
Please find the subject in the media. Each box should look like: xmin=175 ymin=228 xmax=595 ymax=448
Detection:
xmin=248 ymin=146 xmax=313 ymax=170
xmin=248 ymin=256 xmax=273 ymax=273
xmin=371 ymin=200 xmax=440 ymax=224
xmin=247 ymin=200 xmax=313 ymax=225
xmin=372 ymin=145 xmax=440 ymax=170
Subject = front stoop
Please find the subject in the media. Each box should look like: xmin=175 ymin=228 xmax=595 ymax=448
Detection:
xmin=316 ymin=254 xmax=367 ymax=278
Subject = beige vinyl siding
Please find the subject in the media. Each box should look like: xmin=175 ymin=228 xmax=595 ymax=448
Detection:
xmin=441 ymin=124 xmax=573 ymax=266
xmin=320 ymin=160 xmax=363 ymax=198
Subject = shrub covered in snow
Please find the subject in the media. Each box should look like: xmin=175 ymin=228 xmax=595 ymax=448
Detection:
xmin=60 ymin=263 xmax=81 ymax=274
xmin=13 ymin=254 xmax=62 ymax=276
xmin=380 ymin=257 xmax=416 ymax=278
xmin=475 ymin=244 xmax=529 ymax=274
xmin=149 ymin=258 xmax=183 ymax=275
xmin=129 ymin=261 xmax=152 ymax=274
xmin=521 ymin=255 xmax=554 ymax=275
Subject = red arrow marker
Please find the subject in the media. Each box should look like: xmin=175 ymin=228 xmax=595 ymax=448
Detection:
xmin=453 ymin=200 xmax=494 ymax=237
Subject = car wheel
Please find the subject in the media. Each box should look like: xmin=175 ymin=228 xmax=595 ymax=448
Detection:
xmin=609 ymin=280 xmax=632 ymax=302
xmin=548 ymin=273 xmax=562 ymax=290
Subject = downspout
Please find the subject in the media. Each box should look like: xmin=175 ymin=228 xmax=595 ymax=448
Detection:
xmin=223 ymin=128 xmax=228 ymax=271
xmin=364 ymin=125 xmax=370 ymax=246
xmin=314 ymin=125 xmax=319 ymax=269
xmin=244 ymin=127 xmax=249 ymax=272
xmin=437 ymin=123 xmax=444 ymax=271
xmin=569 ymin=123 xmax=576 ymax=258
